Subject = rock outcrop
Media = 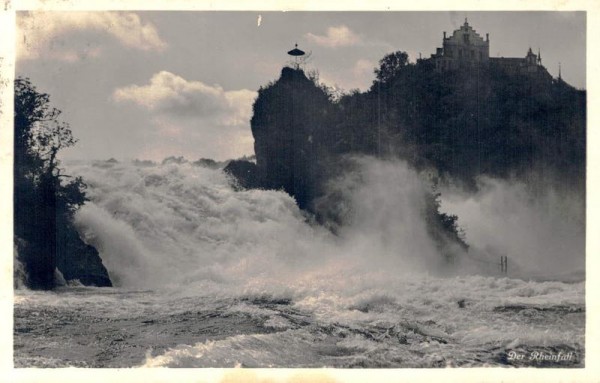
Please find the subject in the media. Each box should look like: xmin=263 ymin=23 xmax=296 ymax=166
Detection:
xmin=251 ymin=67 xmax=337 ymax=209
xmin=55 ymin=222 xmax=112 ymax=287
xmin=15 ymin=222 xmax=112 ymax=288
xmin=224 ymin=160 xmax=260 ymax=190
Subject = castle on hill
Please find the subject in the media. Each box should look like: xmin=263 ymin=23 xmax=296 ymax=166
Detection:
xmin=421 ymin=19 xmax=554 ymax=81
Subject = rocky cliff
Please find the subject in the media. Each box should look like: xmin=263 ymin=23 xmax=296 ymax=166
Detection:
xmin=251 ymin=67 xmax=337 ymax=209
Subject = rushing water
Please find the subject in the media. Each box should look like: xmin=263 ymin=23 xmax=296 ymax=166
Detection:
xmin=14 ymin=159 xmax=585 ymax=367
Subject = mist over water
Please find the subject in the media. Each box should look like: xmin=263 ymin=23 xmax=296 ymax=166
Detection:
xmin=440 ymin=177 xmax=585 ymax=278
xmin=72 ymin=160 xmax=320 ymax=292
xmin=68 ymin=157 xmax=584 ymax=296
xmin=14 ymin=158 xmax=585 ymax=367
xmin=69 ymin=158 xmax=448 ymax=295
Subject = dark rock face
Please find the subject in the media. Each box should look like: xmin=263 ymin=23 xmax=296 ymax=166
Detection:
xmin=248 ymin=66 xmax=470 ymax=260
xmin=251 ymin=67 xmax=336 ymax=209
xmin=193 ymin=158 xmax=219 ymax=169
xmin=55 ymin=222 xmax=112 ymax=287
xmin=223 ymin=160 xmax=259 ymax=190
xmin=16 ymin=221 xmax=112 ymax=288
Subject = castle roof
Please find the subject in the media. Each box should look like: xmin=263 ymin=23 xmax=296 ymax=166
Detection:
xmin=444 ymin=18 xmax=488 ymax=47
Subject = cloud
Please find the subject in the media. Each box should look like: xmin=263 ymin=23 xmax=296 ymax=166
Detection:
xmin=305 ymin=25 xmax=362 ymax=48
xmin=352 ymin=59 xmax=376 ymax=79
xmin=112 ymin=71 xmax=257 ymax=160
xmin=17 ymin=11 xmax=166 ymax=61
xmin=319 ymin=59 xmax=377 ymax=92
xmin=113 ymin=71 xmax=256 ymax=126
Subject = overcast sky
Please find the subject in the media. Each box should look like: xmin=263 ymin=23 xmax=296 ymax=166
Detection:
xmin=16 ymin=11 xmax=586 ymax=161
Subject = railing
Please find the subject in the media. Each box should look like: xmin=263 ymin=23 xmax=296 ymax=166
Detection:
xmin=462 ymin=250 xmax=509 ymax=275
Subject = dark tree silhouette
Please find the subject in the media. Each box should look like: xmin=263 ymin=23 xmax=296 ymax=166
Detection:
xmin=14 ymin=77 xmax=90 ymax=289
xmin=367 ymin=51 xmax=585 ymax=192
xmin=375 ymin=51 xmax=409 ymax=83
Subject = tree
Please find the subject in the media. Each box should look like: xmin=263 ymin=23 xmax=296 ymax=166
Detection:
xmin=15 ymin=78 xmax=78 ymax=179
xmin=374 ymin=51 xmax=409 ymax=84
xmin=14 ymin=77 xmax=88 ymax=289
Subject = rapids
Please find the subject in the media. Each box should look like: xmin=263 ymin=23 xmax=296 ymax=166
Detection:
xmin=14 ymin=158 xmax=585 ymax=367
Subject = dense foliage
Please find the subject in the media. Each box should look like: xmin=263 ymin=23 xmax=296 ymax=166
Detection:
xmin=14 ymin=78 xmax=111 ymax=289
xmin=356 ymin=53 xmax=586 ymax=191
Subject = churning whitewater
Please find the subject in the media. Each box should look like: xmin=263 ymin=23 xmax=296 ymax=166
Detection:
xmin=14 ymin=159 xmax=584 ymax=367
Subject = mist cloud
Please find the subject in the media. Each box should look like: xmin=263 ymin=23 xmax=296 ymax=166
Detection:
xmin=440 ymin=178 xmax=585 ymax=276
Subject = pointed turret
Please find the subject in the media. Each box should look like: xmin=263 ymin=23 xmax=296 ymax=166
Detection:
xmin=559 ymin=62 xmax=562 ymax=81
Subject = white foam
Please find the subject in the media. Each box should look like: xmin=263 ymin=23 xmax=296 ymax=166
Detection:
xmin=40 ymin=158 xmax=585 ymax=367
xmin=66 ymin=158 xmax=447 ymax=295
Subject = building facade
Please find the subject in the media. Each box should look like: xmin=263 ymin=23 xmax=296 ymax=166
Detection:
xmin=427 ymin=19 xmax=489 ymax=71
xmin=423 ymin=19 xmax=552 ymax=80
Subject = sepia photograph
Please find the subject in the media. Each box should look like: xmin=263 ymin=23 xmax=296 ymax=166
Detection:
xmin=2 ymin=3 xmax=595 ymax=380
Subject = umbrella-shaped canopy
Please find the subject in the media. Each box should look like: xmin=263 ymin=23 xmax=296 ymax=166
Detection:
xmin=287 ymin=44 xmax=305 ymax=56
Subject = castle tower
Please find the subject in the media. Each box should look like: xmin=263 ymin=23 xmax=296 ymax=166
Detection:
xmin=441 ymin=18 xmax=490 ymax=67
xmin=525 ymin=47 xmax=538 ymax=66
